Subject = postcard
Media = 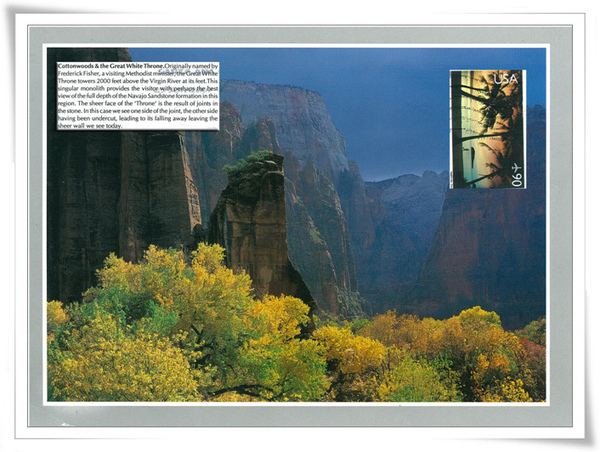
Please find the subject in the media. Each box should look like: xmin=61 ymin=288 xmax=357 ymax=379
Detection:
xmin=13 ymin=14 xmax=585 ymax=440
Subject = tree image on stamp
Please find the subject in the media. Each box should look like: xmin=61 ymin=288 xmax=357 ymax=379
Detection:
xmin=450 ymin=70 xmax=525 ymax=189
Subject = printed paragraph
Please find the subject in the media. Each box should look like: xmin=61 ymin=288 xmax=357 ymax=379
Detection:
xmin=56 ymin=62 xmax=220 ymax=130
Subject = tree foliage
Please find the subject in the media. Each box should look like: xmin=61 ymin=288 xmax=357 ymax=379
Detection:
xmin=48 ymin=244 xmax=327 ymax=402
xmin=49 ymin=311 xmax=203 ymax=401
xmin=48 ymin=245 xmax=545 ymax=403
xmin=376 ymin=349 xmax=461 ymax=402
xmin=312 ymin=325 xmax=386 ymax=401
xmin=222 ymin=150 xmax=276 ymax=179
xmin=356 ymin=307 xmax=543 ymax=402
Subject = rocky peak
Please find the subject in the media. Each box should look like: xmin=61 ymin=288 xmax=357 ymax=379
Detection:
xmin=206 ymin=152 xmax=317 ymax=322
xmin=221 ymin=79 xmax=349 ymax=185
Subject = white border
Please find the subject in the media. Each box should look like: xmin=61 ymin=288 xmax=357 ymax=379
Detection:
xmin=41 ymin=42 xmax=550 ymax=409
xmin=571 ymin=12 xmax=586 ymax=438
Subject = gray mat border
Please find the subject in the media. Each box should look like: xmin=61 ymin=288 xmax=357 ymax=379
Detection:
xmin=26 ymin=24 xmax=573 ymax=428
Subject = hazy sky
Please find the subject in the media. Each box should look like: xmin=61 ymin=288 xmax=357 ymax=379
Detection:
xmin=129 ymin=47 xmax=546 ymax=181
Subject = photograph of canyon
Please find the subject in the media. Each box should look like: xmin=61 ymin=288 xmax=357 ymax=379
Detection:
xmin=46 ymin=47 xmax=547 ymax=403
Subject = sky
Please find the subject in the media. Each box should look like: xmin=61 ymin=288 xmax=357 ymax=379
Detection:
xmin=129 ymin=47 xmax=546 ymax=181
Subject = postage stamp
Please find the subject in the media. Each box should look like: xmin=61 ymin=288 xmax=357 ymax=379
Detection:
xmin=450 ymin=70 xmax=526 ymax=189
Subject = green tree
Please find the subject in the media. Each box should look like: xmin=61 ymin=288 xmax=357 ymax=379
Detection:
xmin=376 ymin=349 xmax=461 ymax=402
xmin=214 ymin=294 xmax=329 ymax=401
xmin=312 ymin=324 xmax=386 ymax=401
xmin=48 ymin=243 xmax=328 ymax=402
xmin=222 ymin=150 xmax=276 ymax=179
xmin=48 ymin=309 xmax=204 ymax=401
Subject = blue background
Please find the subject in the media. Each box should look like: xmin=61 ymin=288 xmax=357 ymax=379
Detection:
xmin=129 ymin=47 xmax=546 ymax=181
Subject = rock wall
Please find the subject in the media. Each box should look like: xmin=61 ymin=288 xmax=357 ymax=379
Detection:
xmin=361 ymin=170 xmax=449 ymax=290
xmin=283 ymin=151 xmax=357 ymax=314
xmin=206 ymin=153 xmax=317 ymax=319
xmin=186 ymin=99 xmax=358 ymax=315
xmin=46 ymin=48 xmax=202 ymax=303
xmin=221 ymin=80 xmax=349 ymax=185
xmin=397 ymin=106 xmax=547 ymax=329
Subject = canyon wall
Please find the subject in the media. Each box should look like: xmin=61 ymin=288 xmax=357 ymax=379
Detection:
xmin=358 ymin=170 xmax=449 ymax=307
xmin=397 ymin=106 xmax=547 ymax=329
xmin=47 ymin=48 xmax=201 ymax=303
xmin=206 ymin=153 xmax=317 ymax=320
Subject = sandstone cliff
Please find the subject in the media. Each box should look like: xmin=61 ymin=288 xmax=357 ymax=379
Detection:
xmin=283 ymin=151 xmax=358 ymax=314
xmin=365 ymin=170 xmax=449 ymax=284
xmin=206 ymin=153 xmax=317 ymax=321
xmin=221 ymin=80 xmax=349 ymax=185
xmin=47 ymin=48 xmax=202 ymax=303
xmin=219 ymin=82 xmax=377 ymax=305
xmin=357 ymin=170 xmax=449 ymax=307
xmin=368 ymin=170 xmax=449 ymax=257
xmin=397 ymin=106 xmax=547 ymax=329
xmin=186 ymin=96 xmax=359 ymax=315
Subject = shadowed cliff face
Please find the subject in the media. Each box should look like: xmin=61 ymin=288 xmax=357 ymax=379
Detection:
xmin=221 ymin=80 xmax=349 ymax=185
xmin=185 ymin=103 xmax=359 ymax=316
xmin=356 ymin=171 xmax=449 ymax=306
xmin=206 ymin=154 xmax=317 ymax=323
xmin=283 ymin=151 xmax=358 ymax=314
xmin=367 ymin=170 xmax=450 ymax=259
xmin=46 ymin=48 xmax=201 ymax=303
xmin=396 ymin=106 xmax=547 ymax=329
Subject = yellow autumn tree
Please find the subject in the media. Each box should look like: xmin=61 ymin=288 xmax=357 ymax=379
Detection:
xmin=358 ymin=310 xmax=403 ymax=347
xmin=312 ymin=325 xmax=387 ymax=401
xmin=48 ymin=243 xmax=328 ymax=402
xmin=357 ymin=307 xmax=540 ymax=402
xmin=48 ymin=310 xmax=205 ymax=401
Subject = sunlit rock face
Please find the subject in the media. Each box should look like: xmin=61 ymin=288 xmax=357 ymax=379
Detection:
xmin=206 ymin=153 xmax=317 ymax=323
